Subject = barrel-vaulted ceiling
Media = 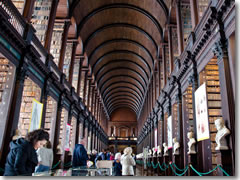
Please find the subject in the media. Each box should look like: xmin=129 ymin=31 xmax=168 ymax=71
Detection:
xmin=72 ymin=0 xmax=169 ymax=116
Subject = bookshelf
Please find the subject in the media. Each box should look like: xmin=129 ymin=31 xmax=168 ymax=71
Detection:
xmin=72 ymin=59 xmax=80 ymax=90
xmin=183 ymin=85 xmax=194 ymax=132
xmin=59 ymin=108 xmax=68 ymax=151
xmin=181 ymin=4 xmax=192 ymax=47
xmin=70 ymin=116 xmax=77 ymax=153
xmin=44 ymin=96 xmax=57 ymax=142
xmin=63 ymin=43 xmax=73 ymax=80
xmin=31 ymin=0 xmax=52 ymax=46
xmin=172 ymin=27 xmax=179 ymax=58
xmin=165 ymin=46 xmax=170 ymax=79
xmin=18 ymin=77 xmax=41 ymax=137
xmin=199 ymin=58 xmax=222 ymax=175
xmin=79 ymin=71 xmax=85 ymax=98
xmin=172 ymin=103 xmax=178 ymax=138
xmin=50 ymin=22 xmax=64 ymax=66
xmin=198 ymin=0 xmax=209 ymax=20
xmin=12 ymin=0 xmax=25 ymax=15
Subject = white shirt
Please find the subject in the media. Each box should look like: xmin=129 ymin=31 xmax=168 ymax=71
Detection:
xmin=37 ymin=147 xmax=53 ymax=167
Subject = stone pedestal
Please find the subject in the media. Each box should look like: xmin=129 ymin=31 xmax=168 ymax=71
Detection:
xmin=163 ymin=156 xmax=170 ymax=176
xmin=188 ymin=154 xmax=197 ymax=176
xmin=216 ymin=150 xmax=233 ymax=176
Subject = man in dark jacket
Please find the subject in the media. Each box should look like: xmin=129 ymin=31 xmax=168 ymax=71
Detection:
xmin=4 ymin=138 xmax=38 ymax=176
xmin=72 ymin=142 xmax=88 ymax=168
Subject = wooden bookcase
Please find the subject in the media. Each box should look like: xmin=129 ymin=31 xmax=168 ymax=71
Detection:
xmin=31 ymin=0 xmax=52 ymax=46
xmin=44 ymin=96 xmax=57 ymax=143
xmin=72 ymin=59 xmax=80 ymax=90
xmin=181 ymin=4 xmax=192 ymax=47
xmin=12 ymin=0 xmax=25 ymax=15
xmin=198 ymin=0 xmax=209 ymax=20
xmin=59 ymin=108 xmax=68 ymax=151
xmin=199 ymin=58 xmax=223 ymax=175
xmin=63 ymin=43 xmax=73 ymax=80
xmin=50 ymin=22 xmax=64 ymax=66
xmin=18 ymin=77 xmax=41 ymax=137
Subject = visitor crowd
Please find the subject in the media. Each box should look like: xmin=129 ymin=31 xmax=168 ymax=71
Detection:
xmin=3 ymin=129 xmax=136 ymax=176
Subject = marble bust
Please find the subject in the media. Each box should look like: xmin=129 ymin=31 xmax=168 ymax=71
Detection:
xmin=215 ymin=119 xmax=230 ymax=150
xmin=173 ymin=138 xmax=180 ymax=155
xmin=163 ymin=143 xmax=168 ymax=156
xmin=56 ymin=140 xmax=63 ymax=155
xmin=157 ymin=145 xmax=161 ymax=156
xmin=152 ymin=147 xmax=157 ymax=157
xmin=12 ymin=129 xmax=22 ymax=140
xmin=187 ymin=131 xmax=196 ymax=154
xmin=148 ymin=149 xmax=152 ymax=157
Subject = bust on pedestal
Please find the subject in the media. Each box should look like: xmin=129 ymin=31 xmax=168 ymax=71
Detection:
xmin=187 ymin=131 xmax=196 ymax=154
xmin=215 ymin=119 xmax=230 ymax=150
xmin=173 ymin=138 xmax=180 ymax=155
xmin=152 ymin=147 xmax=157 ymax=157
xmin=56 ymin=140 xmax=63 ymax=155
xmin=163 ymin=143 xmax=168 ymax=156
xmin=157 ymin=145 xmax=161 ymax=156
xmin=148 ymin=149 xmax=152 ymax=157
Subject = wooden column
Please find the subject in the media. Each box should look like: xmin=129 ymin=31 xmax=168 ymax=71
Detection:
xmin=82 ymin=70 xmax=88 ymax=104
xmin=75 ymin=119 xmax=80 ymax=145
xmin=23 ymin=0 xmax=36 ymax=22
xmin=161 ymin=45 xmax=167 ymax=86
xmin=213 ymin=40 xmax=235 ymax=175
xmin=58 ymin=20 xmax=71 ymax=71
xmin=175 ymin=0 xmax=184 ymax=54
xmin=44 ymin=0 xmax=59 ymax=53
xmin=190 ymin=0 xmax=199 ymax=30
xmin=68 ymin=41 xmax=78 ymax=85
xmin=168 ymin=25 xmax=174 ymax=73
xmin=76 ymin=57 xmax=84 ymax=95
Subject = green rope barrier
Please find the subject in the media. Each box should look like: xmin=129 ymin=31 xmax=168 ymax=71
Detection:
xmin=151 ymin=162 xmax=159 ymax=169
xmin=169 ymin=164 xmax=189 ymax=176
xmin=147 ymin=162 xmax=151 ymax=167
xmin=0 ymin=167 xmax=4 ymax=172
xmin=218 ymin=165 xmax=230 ymax=176
xmin=172 ymin=163 xmax=187 ymax=172
xmin=51 ymin=160 xmax=61 ymax=170
xmin=158 ymin=162 xmax=168 ymax=171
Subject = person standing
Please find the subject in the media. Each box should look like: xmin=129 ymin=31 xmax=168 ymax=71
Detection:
xmin=72 ymin=140 xmax=88 ymax=168
xmin=113 ymin=152 xmax=122 ymax=176
xmin=35 ymin=141 xmax=53 ymax=172
xmin=4 ymin=129 xmax=49 ymax=176
xmin=120 ymin=147 xmax=136 ymax=176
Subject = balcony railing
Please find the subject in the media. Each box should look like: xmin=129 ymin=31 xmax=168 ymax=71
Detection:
xmin=108 ymin=136 xmax=137 ymax=141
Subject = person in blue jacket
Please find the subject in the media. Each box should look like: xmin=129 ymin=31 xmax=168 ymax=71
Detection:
xmin=4 ymin=129 xmax=49 ymax=176
xmin=113 ymin=152 xmax=122 ymax=176
xmin=72 ymin=140 xmax=89 ymax=168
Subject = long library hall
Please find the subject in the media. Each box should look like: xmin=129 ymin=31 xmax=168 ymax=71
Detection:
xmin=0 ymin=0 xmax=236 ymax=177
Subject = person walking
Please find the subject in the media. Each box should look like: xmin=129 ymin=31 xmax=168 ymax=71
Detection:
xmin=120 ymin=147 xmax=136 ymax=176
xmin=35 ymin=141 xmax=53 ymax=173
xmin=113 ymin=152 xmax=122 ymax=176
xmin=72 ymin=140 xmax=88 ymax=168
xmin=4 ymin=129 xmax=49 ymax=176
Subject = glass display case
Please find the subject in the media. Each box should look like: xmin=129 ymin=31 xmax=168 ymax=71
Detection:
xmin=32 ymin=167 xmax=111 ymax=176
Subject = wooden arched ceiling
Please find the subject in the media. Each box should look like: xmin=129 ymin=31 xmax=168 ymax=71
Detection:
xmin=72 ymin=0 xmax=169 ymax=116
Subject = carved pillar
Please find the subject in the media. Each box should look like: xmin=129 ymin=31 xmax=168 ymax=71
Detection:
xmin=213 ymin=39 xmax=235 ymax=175
xmin=68 ymin=41 xmax=78 ymax=85
xmin=190 ymin=0 xmax=199 ymax=30
xmin=161 ymin=44 xmax=167 ymax=86
xmin=58 ymin=20 xmax=71 ymax=71
xmin=175 ymin=0 xmax=184 ymax=54
xmin=44 ymin=0 xmax=59 ymax=53
xmin=168 ymin=25 xmax=174 ymax=73
xmin=23 ymin=0 xmax=36 ymax=22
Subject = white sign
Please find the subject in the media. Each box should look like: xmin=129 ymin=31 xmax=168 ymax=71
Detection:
xmin=195 ymin=82 xmax=210 ymax=141
xmin=167 ymin=116 xmax=173 ymax=149
xmin=29 ymin=99 xmax=43 ymax=132
xmin=64 ymin=123 xmax=71 ymax=151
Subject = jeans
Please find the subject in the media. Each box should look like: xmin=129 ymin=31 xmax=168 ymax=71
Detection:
xmin=35 ymin=164 xmax=50 ymax=173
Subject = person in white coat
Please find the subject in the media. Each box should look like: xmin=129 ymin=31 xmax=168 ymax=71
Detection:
xmin=120 ymin=147 xmax=136 ymax=176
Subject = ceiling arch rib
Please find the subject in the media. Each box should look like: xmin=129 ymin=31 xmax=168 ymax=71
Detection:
xmin=97 ymin=66 xmax=148 ymax=88
xmin=103 ymin=86 xmax=143 ymax=103
xmin=91 ymin=50 xmax=153 ymax=73
xmin=77 ymin=3 xmax=163 ymax=40
xmin=108 ymin=100 xmax=139 ymax=114
xmin=102 ymin=81 xmax=144 ymax=99
xmin=109 ymin=103 xmax=138 ymax=115
xmin=98 ymin=73 xmax=146 ymax=95
xmin=106 ymin=96 xmax=140 ymax=112
xmin=94 ymin=59 xmax=150 ymax=80
xmin=104 ymin=91 xmax=142 ymax=107
xmin=84 ymin=24 xmax=158 ymax=57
